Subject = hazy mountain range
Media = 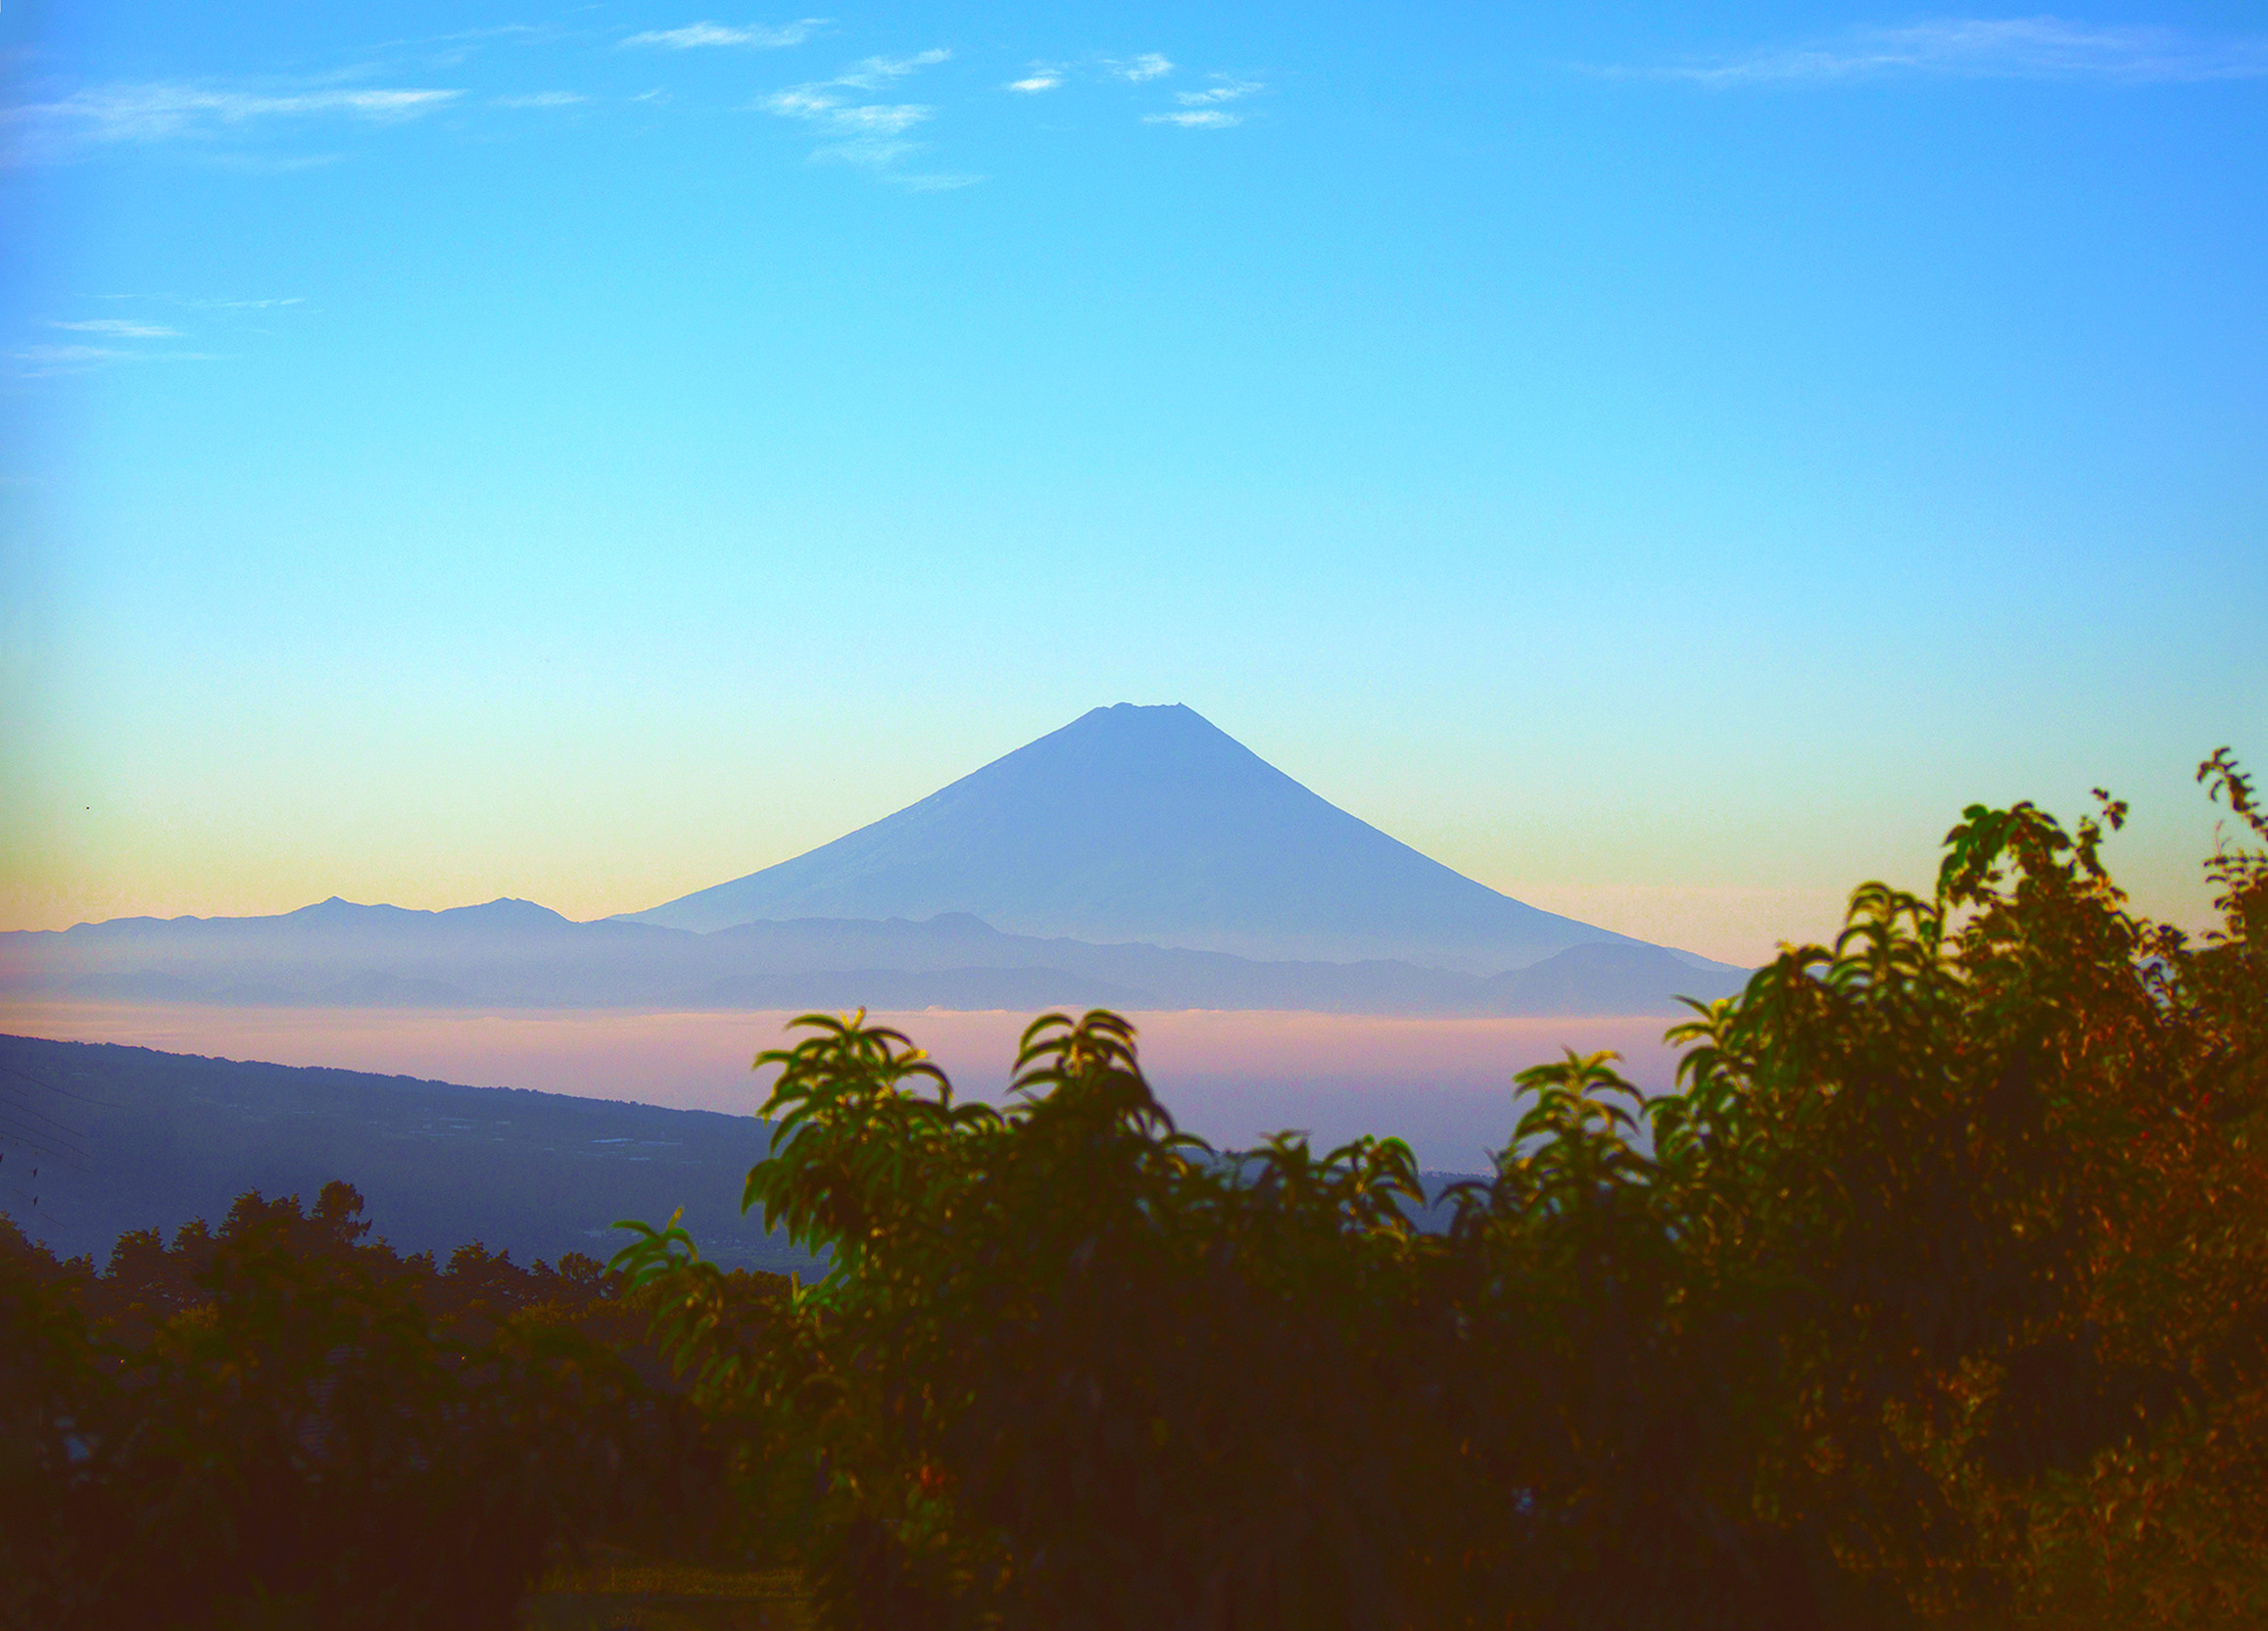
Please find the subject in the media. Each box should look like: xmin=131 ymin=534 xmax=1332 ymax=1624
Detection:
xmin=2 ymin=705 xmax=1746 ymax=1018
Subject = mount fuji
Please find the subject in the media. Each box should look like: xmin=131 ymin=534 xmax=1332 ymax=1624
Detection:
xmin=624 ymin=703 xmax=1708 ymax=977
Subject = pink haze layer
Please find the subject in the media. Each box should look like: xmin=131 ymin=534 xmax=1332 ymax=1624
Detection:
xmin=1 ymin=1002 xmax=1688 ymax=1174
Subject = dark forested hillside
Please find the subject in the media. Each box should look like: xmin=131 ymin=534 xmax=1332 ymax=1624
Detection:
xmin=0 ymin=1034 xmax=820 ymax=1273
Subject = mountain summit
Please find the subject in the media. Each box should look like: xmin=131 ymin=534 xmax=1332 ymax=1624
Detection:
xmin=624 ymin=703 xmax=1655 ymax=973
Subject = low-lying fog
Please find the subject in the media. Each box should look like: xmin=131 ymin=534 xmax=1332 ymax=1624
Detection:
xmin=4 ymin=1002 xmax=1688 ymax=1175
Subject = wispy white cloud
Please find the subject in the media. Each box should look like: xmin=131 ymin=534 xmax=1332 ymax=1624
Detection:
xmin=755 ymin=48 xmax=963 ymax=178
xmin=761 ymin=86 xmax=932 ymax=165
xmin=16 ymin=344 xmax=126 ymax=366
xmin=822 ymin=141 xmax=917 ymax=167
xmin=1176 ymin=76 xmax=1261 ymax=107
xmin=11 ymin=342 xmax=228 ymax=377
xmin=8 ymin=82 xmax=463 ymax=158
xmin=378 ymin=23 xmax=551 ymax=52
xmin=822 ymin=103 xmax=931 ymax=135
xmin=895 ymin=170 xmax=983 ymax=191
xmin=1617 ymin=17 xmax=2268 ymax=87
xmin=1007 ymin=55 xmax=1250 ymax=112
xmin=623 ymin=20 xmax=825 ymax=50
xmin=492 ymin=91 xmax=586 ymax=108
xmin=759 ymin=87 xmax=837 ymax=120
xmin=1109 ymin=52 xmax=1175 ymax=82
xmin=367 ymin=22 xmax=566 ymax=70
xmin=50 ymin=318 xmax=183 ymax=338
xmin=88 ymin=294 xmax=304 ymax=311
xmin=204 ymin=151 xmax=347 ymax=173
xmin=184 ymin=296 xmax=304 ymax=311
xmin=832 ymin=49 xmax=951 ymax=89
xmin=1144 ymin=109 xmax=1239 ymax=128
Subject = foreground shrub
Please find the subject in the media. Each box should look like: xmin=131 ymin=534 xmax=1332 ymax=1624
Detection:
xmin=0 ymin=1185 xmax=757 ymax=1630
xmin=617 ymin=755 xmax=2268 ymax=1629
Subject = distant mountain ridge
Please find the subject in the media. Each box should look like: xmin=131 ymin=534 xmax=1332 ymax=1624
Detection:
xmin=1 ymin=704 xmax=1748 ymax=1015
xmin=1 ymin=906 xmax=1745 ymax=1017
xmin=622 ymin=703 xmax=1654 ymax=974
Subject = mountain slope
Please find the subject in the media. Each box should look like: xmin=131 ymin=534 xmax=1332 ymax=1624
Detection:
xmin=0 ymin=1033 xmax=819 ymax=1272
xmin=625 ymin=703 xmax=1645 ymax=973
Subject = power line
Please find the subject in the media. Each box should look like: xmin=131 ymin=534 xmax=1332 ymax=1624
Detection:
xmin=0 ymin=1059 xmax=124 ymax=1110
xmin=3 ymin=1183 xmax=65 ymax=1230
xmin=0 ymin=1101 xmax=90 ymax=1157
xmin=0 ymin=1083 xmax=88 ymax=1143
xmin=0 ymin=1120 xmax=91 ymax=1174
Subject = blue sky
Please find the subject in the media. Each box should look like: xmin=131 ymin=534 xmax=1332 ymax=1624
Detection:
xmin=2 ymin=3 xmax=2263 ymax=962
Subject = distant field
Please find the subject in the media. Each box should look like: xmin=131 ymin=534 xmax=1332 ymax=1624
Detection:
xmin=0 ymin=999 xmax=1687 ymax=1173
